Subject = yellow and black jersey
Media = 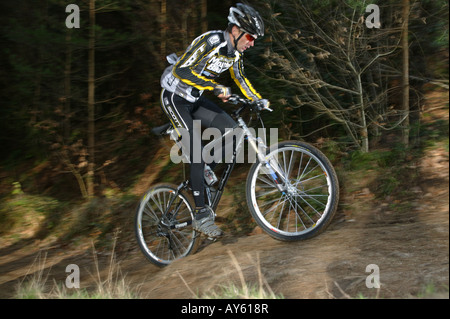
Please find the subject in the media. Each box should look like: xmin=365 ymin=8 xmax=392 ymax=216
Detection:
xmin=161 ymin=30 xmax=262 ymax=103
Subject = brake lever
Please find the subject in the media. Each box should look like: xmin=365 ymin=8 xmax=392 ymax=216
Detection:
xmin=227 ymin=94 xmax=242 ymax=105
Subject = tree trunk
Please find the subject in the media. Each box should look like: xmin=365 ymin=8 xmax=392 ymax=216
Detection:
xmin=87 ymin=0 xmax=96 ymax=198
xmin=201 ymin=0 xmax=208 ymax=33
xmin=357 ymin=74 xmax=369 ymax=152
xmin=189 ymin=1 xmax=197 ymax=40
xmin=401 ymin=0 xmax=410 ymax=147
xmin=160 ymin=0 xmax=167 ymax=57
xmin=182 ymin=9 xmax=191 ymax=48
xmin=64 ymin=29 xmax=72 ymax=139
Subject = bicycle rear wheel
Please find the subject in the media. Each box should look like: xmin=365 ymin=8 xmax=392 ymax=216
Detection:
xmin=246 ymin=141 xmax=339 ymax=241
xmin=135 ymin=183 xmax=198 ymax=267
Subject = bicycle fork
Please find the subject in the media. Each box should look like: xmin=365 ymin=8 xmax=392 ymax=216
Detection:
xmin=238 ymin=118 xmax=286 ymax=194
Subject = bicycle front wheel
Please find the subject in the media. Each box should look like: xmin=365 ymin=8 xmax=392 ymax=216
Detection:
xmin=135 ymin=183 xmax=198 ymax=267
xmin=246 ymin=141 xmax=339 ymax=241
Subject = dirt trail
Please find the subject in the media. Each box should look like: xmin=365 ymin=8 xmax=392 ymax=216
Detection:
xmin=127 ymin=150 xmax=448 ymax=299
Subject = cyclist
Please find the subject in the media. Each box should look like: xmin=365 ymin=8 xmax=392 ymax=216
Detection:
xmin=159 ymin=3 xmax=269 ymax=238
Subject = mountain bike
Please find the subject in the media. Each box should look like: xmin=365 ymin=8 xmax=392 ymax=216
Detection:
xmin=135 ymin=94 xmax=339 ymax=267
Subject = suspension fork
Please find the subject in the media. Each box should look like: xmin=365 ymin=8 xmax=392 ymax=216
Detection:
xmin=237 ymin=118 xmax=286 ymax=192
xmin=237 ymin=118 xmax=266 ymax=164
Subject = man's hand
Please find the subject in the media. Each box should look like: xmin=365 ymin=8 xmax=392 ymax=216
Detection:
xmin=214 ymin=85 xmax=231 ymax=102
xmin=217 ymin=93 xmax=231 ymax=102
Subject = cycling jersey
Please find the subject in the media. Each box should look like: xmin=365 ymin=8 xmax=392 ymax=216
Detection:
xmin=160 ymin=30 xmax=262 ymax=103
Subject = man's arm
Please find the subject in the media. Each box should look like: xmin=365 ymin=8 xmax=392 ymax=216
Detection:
xmin=230 ymin=56 xmax=262 ymax=101
xmin=172 ymin=34 xmax=219 ymax=91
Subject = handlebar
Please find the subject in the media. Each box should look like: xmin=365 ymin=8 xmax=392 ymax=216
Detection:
xmin=226 ymin=94 xmax=273 ymax=117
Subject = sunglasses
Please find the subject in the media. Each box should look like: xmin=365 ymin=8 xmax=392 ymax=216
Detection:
xmin=244 ymin=33 xmax=256 ymax=42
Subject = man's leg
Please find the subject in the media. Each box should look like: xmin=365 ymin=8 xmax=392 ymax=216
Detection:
xmin=160 ymin=90 xmax=206 ymax=208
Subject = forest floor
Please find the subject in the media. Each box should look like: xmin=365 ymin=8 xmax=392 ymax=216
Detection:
xmin=0 ymin=89 xmax=448 ymax=299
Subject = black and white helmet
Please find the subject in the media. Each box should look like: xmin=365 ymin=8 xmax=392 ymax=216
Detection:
xmin=228 ymin=3 xmax=264 ymax=39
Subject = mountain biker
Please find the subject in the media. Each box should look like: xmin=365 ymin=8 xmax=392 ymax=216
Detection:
xmin=159 ymin=3 xmax=269 ymax=238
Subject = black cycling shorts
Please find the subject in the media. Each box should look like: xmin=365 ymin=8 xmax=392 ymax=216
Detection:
xmin=160 ymin=89 xmax=237 ymax=208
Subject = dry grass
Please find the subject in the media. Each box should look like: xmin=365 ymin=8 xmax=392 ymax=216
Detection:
xmin=15 ymin=234 xmax=142 ymax=299
xmin=178 ymin=250 xmax=284 ymax=299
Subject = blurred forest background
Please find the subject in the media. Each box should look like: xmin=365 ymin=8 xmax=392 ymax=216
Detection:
xmin=0 ymin=0 xmax=448 ymax=202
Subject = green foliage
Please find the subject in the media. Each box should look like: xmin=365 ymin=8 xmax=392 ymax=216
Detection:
xmin=377 ymin=175 xmax=401 ymax=197
xmin=17 ymin=281 xmax=140 ymax=299
xmin=0 ymin=189 xmax=62 ymax=238
xmin=344 ymin=150 xmax=379 ymax=170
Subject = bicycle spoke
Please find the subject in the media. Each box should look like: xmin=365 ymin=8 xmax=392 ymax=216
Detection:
xmin=262 ymin=194 xmax=286 ymax=221
xmin=286 ymin=150 xmax=298 ymax=179
xmin=288 ymin=195 xmax=315 ymax=224
xmin=169 ymin=230 xmax=191 ymax=257
xmin=257 ymin=174 xmax=278 ymax=189
xmin=255 ymin=188 xmax=280 ymax=198
xmin=276 ymin=197 xmax=287 ymax=230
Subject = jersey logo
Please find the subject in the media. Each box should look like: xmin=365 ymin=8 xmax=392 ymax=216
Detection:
xmin=180 ymin=43 xmax=206 ymax=68
xmin=208 ymin=35 xmax=220 ymax=46
xmin=206 ymin=55 xmax=234 ymax=74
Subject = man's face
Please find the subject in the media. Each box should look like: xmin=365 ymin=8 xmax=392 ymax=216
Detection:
xmin=233 ymin=26 xmax=256 ymax=53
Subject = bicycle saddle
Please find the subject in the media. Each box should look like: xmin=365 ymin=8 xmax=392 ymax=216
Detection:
xmin=151 ymin=123 xmax=172 ymax=136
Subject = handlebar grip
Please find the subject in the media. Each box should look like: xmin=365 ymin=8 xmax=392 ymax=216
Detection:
xmin=227 ymin=94 xmax=244 ymax=104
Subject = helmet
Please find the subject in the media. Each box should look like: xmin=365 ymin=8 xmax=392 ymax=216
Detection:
xmin=228 ymin=3 xmax=264 ymax=38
